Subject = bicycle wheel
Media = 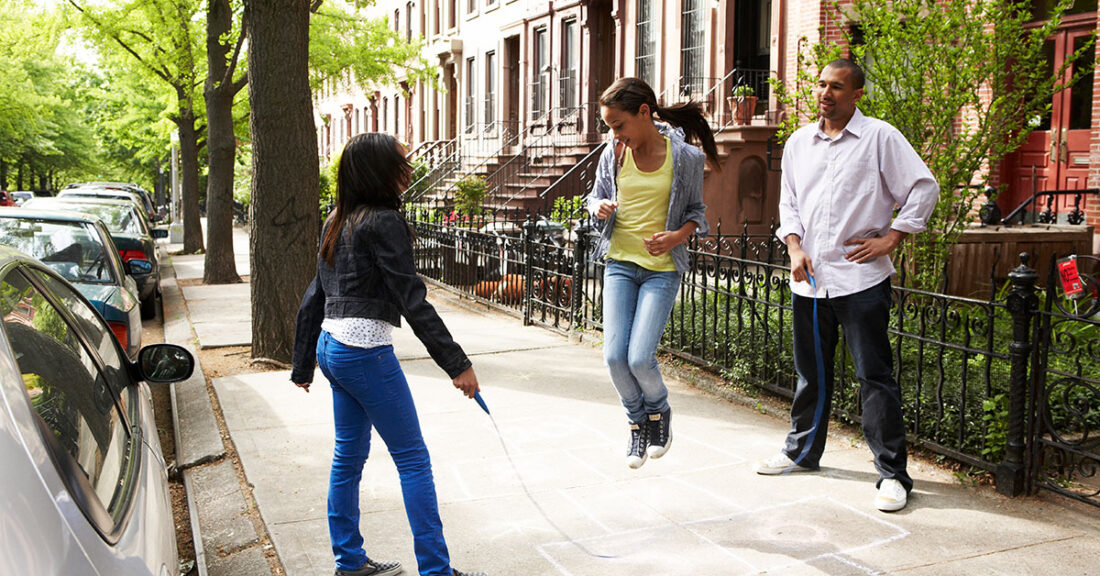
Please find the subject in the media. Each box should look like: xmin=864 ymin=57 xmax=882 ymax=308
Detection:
xmin=1055 ymin=255 xmax=1100 ymax=318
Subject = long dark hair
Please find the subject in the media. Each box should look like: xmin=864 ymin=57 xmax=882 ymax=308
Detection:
xmin=599 ymin=77 xmax=720 ymax=169
xmin=320 ymin=133 xmax=411 ymax=265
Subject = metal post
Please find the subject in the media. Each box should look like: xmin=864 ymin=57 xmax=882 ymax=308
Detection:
xmin=522 ymin=215 xmax=535 ymax=326
xmin=997 ymin=252 xmax=1038 ymax=497
xmin=571 ymin=220 xmax=588 ymax=332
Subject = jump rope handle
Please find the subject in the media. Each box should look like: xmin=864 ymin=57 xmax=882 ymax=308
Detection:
xmin=474 ymin=390 xmax=491 ymax=415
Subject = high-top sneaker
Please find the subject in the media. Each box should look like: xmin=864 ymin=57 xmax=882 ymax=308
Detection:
xmin=646 ymin=408 xmax=672 ymax=458
xmin=626 ymin=421 xmax=649 ymax=469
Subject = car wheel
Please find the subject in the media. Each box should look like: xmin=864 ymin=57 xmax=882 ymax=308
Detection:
xmin=140 ymin=292 xmax=157 ymax=320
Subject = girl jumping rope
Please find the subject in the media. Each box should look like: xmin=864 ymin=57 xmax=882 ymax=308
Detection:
xmin=587 ymin=77 xmax=719 ymax=468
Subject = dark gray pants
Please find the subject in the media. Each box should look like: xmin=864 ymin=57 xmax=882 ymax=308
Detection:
xmin=784 ymin=279 xmax=913 ymax=492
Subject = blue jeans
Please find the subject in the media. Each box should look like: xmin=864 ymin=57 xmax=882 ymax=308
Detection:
xmin=602 ymin=260 xmax=681 ymax=423
xmin=316 ymin=332 xmax=452 ymax=576
xmin=785 ymin=279 xmax=913 ymax=492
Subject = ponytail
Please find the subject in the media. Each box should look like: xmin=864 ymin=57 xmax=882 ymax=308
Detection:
xmin=601 ymin=77 xmax=721 ymax=170
xmin=653 ymin=101 xmax=720 ymax=169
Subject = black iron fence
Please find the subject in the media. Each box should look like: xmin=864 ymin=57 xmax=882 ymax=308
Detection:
xmin=407 ymin=209 xmax=1099 ymax=508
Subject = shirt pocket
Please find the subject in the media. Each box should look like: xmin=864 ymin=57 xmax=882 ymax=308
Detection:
xmin=836 ymin=159 xmax=876 ymax=201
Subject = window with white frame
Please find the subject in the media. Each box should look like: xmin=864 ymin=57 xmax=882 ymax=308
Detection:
xmin=532 ymin=27 xmax=549 ymax=120
xmin=680 ymin=0 xmax=705 ymax=97
xmin=560 ymin=19 xmax=578 ymax=110
xmin=636 ymin=0 xmax=656 ymax=85
xmin=485 ymin=51 xmax=496 ymax=129
xmin=465 ymin=57 xmax=476 ymax=132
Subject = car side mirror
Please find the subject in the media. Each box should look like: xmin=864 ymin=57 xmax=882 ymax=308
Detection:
xmin=137 ymin=344 xmax=194 ymax=383
xmin=126 ymin=258 xmax=153 ymax=275
xmin=151 ymin=227 xmax=168 ymax=239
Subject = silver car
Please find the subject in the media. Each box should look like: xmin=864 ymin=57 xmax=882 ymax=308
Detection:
xmin=0 ymin=245 xmax=193 ymax=575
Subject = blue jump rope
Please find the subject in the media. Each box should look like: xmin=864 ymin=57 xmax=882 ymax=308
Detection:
xmin=472 ymin=391 xmax=616 ymax=559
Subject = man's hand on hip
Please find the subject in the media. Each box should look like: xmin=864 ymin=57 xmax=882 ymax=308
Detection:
xmin=844 ymin=230 xmax=907 ymax=263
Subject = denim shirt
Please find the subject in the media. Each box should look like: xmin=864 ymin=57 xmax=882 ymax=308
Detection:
xmin=291 ymin=209 xmax=472 ymax=383
xmin=585 ymin=122 xmax=709 ymax=273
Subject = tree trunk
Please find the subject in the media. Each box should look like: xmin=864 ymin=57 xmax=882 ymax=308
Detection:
xmin=203 ymin=0 xmax=242 ymax=284
xmin=248 ymin=0 xmax=319 ymax=362
xmin=178 ymin=109 xmax=205 ymax=254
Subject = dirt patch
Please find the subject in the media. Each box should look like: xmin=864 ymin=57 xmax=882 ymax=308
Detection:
xmin=195 ymin=345 xmax=283 ymax=380
xmin=177 ymin=275 xmax=249 ymax=288
xmin=144 ymin=307 xmax=195 ymax=575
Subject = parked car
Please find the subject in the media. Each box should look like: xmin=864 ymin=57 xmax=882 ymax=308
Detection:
xmin=0 ymin=243 xmax=193 ymax=576
xmin=0 ymin=208 xmax=144 ymax=358
xmin=23 ymin=197 xmax=165 ymax=319
xmin=63 ymin=182 xmax=158 ymax=222
xmin=0 ymin=191 xmax=15 ymax=207
xmin=10 ymin=191 xmax=35 ymax=206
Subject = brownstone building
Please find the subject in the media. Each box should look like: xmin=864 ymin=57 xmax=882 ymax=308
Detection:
xmin=315 ymin=0 xmax=1100 ymax=254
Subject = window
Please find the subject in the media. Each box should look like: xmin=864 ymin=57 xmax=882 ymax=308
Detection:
xmin=395 ymin=95 xmax=402 ymax=140
xmin=636 ymin=0 xmax=656 ymax=85
xmin=406 ymin=1 xmax=413 ymax=41
xmin=0 ymin=218 xmax=118 ymax=286
xmin=394 ymin=9 xmax=400 ymax=33
xmin=532 ymin=27 xmax=549 ymax=120
xmin=680 ymin=0 xmax=705 ymax=97
xmin=560 ymin=19 xmax=578 ymax=110
xmin=485 ymin=51 xmax=496 ymax=129
xmin=465 ymin=57 xmax=477 ymax=132
xmin=448 ymin=0 xmax=456 ymax=28
xmin=2 ymin=266 xmax=135 ymax=538
xmin=467 ymin=0 xmax=475 ymax=16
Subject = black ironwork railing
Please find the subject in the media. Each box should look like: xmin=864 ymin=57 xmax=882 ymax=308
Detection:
xmin=658 ymin=68 xmax=771 ymax=131
xmin=404 ymin=208 xmax=1100 ymax=508
xmin=488 ymin=104 xmax=606 ymax=211
xmin=1001 ymin=188 xmax=1098 ymax=226
xmin=406 ymin=139 xmax=459 ymax=204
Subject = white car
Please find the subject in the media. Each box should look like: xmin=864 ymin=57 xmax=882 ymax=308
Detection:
xmin=0 ymin=245 xmax=193 ymax=575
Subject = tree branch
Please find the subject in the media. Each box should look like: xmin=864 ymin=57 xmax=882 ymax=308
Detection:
xmin=66 ymin=0 xmax=174 ymax=85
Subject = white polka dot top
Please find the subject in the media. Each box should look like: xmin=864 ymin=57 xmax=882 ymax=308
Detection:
xmin=321 ymin=317 xmax=393 ymax=349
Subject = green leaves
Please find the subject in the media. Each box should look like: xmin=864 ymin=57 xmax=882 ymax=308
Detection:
xmin=0 ymin=3 xmax=103 ymax=187
xmin=773 ymin=0 xmax=1094 ymax=290
xmin=308 ymin=0 xmax=437 ymax=91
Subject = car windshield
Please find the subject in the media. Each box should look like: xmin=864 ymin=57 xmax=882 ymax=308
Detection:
xmin=25 ymin=201 xmax=141 ymax=235
xmin=0 ymin=218 xmax=116 ymax=285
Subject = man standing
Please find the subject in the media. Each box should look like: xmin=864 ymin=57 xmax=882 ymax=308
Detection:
xmin=754 ymin=59 xmax=938 ymax=512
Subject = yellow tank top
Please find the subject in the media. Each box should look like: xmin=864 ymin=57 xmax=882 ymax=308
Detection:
xmin=608 ymin=137 xmax=676 ymax=271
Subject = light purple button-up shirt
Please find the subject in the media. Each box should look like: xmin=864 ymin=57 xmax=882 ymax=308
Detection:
xmin=776 ymin=108 xmax=939 ymax=298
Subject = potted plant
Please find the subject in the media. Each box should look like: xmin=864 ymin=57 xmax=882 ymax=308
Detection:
xmin=454 ymin=174 xmax=488 ymax=223
xmin=729 ymin=84 xmax=758 ymax=126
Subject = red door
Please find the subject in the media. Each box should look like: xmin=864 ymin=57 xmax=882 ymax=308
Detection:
xmin=1003 ymin=19 xmax=1095 ymax=218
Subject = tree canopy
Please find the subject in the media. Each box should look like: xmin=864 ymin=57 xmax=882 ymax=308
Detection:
xmin=0 ymin=4 xmax=102 ymax=190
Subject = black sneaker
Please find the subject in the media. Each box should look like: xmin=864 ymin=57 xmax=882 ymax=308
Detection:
xmin=626 ymin=421 xmax=648 ymax=469
xmin=453 ymin=570 xmax=488 ymax=576
xmin=335 ymin=558 xmax=403 ymax=576
xmin=646 ymin=408 xmax=672 ymax=459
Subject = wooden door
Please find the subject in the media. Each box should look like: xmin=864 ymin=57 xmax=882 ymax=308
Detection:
xmin=1004 ymin=20 xmax=1095 ymax=218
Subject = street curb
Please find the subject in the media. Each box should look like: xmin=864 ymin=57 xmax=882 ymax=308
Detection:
xmin=162 ymin=247 xmax=268 ymax=576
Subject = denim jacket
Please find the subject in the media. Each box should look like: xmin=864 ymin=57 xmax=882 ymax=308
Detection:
xmin=291 ymin=208 xmax=472 ymax=383
xmin=584 ymin=122 xmax=709 ymax=273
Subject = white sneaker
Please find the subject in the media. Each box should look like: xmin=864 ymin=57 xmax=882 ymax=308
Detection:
xmin=753 ymin=453 xmax=798 ymax=475
xmin=875 ymin=479 xmax=908 ymax=512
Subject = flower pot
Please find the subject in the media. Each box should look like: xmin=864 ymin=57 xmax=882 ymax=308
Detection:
xmin=729 ymin=96 xmax=759 ymax=126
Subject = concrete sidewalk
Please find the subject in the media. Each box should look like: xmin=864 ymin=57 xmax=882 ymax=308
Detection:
xmin=165 ymin=226 xmax=1100 ymax=576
